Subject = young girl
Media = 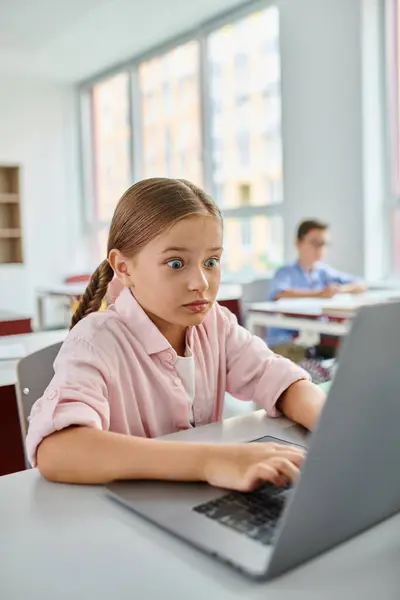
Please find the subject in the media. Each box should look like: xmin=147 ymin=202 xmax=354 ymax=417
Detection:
xmin=27 ymin=178 xmax=325 ymax=491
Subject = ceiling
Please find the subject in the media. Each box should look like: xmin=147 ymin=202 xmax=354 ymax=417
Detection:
xmin=0 ymin=0 xmax=247 ymax=83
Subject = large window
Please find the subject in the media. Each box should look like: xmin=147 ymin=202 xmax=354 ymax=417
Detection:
xmin=82 ymin=3 xmax=283 ymax=279
xmin=207 ymin=7 xmax=282 ymax=276
xmin=208 ymin=10 xmax=281 ymax=208
xmin=91 ymin=73 xmax=132 ymax=222
xmin=139 ymin=41 xmax=202 ymax=184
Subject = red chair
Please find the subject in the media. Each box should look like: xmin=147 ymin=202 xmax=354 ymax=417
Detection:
xmin=218 ymin=298 xmax=243 ymax=325
xmin=64 ymin=274 xmax=91 ymax=284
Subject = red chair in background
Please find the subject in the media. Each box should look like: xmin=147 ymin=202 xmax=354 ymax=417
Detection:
xmin=64 ymin=274 xmax=91 ymax=285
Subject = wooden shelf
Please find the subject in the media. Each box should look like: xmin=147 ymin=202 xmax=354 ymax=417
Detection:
xmin=0 ymin=228 xmax=21 ymax=238
xmin=0 ymin=194 xmax=19 ymax=204
xmin=0 ymin=166 xmax=22 ymax=264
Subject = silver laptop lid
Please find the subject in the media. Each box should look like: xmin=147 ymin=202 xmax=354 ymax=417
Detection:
xmin=268 ymin=301 xmax=400 ymax=578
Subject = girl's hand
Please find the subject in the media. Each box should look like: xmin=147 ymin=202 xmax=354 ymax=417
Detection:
xmin=203 ymin=442 xmax=305 ymax=492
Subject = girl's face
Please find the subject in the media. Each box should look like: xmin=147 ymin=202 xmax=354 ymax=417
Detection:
xmin=111 ymin=215 xmax=223 ymax=331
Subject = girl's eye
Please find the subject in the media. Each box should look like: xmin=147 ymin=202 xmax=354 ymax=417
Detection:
xmin=167 ymin=259 xmax=184 ymax=270
xmin=204 ymin=258 xmax=220 ymax=268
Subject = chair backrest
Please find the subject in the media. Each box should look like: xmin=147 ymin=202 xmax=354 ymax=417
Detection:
xmin=240 ymin=278 xmax=272 ymax=336
xmin=241 ymin=277 xmax=272 ymax=305
xmin=15 ymin=342 xmax=63 ymax=441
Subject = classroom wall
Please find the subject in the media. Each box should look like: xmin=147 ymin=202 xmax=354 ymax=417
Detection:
xmin=0 ymin=76 xmax=80 ymax=316
xmin=280 ymin=0 xmax=366 ymax=276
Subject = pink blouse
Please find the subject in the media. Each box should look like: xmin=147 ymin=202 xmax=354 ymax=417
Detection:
xmin=26 ymin=288 xmax=309 ymax=466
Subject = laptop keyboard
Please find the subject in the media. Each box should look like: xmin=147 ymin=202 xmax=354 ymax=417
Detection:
xmin=193 ymin=483 xmax=291 ymax=546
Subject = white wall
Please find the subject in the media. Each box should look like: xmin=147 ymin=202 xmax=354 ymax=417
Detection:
xmin=0 ymin=76 xmax=80 ymax=316
xmin=280 ymin=0 xmax=366 ymax=276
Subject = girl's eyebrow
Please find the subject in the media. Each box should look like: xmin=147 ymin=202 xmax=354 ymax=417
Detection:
xmin=160 ymin=246 xmax=223 ymax=254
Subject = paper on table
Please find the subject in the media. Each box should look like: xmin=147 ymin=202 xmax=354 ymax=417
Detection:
xmin=274 ymin=294 xmax=366 ymax=314
xmin=0 ymin=343 xmax=27 ymax=360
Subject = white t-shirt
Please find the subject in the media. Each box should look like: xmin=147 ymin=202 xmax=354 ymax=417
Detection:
xmin=175 ymin=349 xmax=195 ymax=423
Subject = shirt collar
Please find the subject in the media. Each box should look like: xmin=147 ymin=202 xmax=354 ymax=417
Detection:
xmin=114 ymin=287 xmax=195 ymax=357
xmin=114 ymin=288 xmax=172 ymax=355
xmin=295 ymin=260 xmax=320 ymax=276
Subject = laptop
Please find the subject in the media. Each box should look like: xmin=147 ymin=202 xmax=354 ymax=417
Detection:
xmin=106 ymin=301 xmax=400 ymax=580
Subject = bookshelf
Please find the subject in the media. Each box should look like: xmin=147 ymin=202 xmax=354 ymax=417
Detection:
xmin=0 ymin=166 xmax=22 ymax=264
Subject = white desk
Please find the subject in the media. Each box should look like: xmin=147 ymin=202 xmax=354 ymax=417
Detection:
xmin=1 ymin=411 xmax=399 ymax=600
xmin=0 ymin=329 xmax=67 ymax=387
xmin=246 ymin=303 xmax=350 ymax=337
xmin=246 ymin=290 xmax=400 ymax=339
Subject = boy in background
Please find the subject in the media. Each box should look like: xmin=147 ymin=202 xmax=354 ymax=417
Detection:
xmin=267 ymin=219 xmax=365 ymax=361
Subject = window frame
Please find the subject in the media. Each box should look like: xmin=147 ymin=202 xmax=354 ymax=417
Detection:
xmin=384 ymin=0 xmax=400 ymax=278
xmin=79 ymin=0 xmax=284 ymax=278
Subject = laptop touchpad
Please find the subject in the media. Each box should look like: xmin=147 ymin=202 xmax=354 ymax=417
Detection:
xmin=250 ymin=435 xmax=306 ymax=449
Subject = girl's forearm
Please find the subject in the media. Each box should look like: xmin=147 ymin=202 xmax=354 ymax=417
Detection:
xmin=277 ymin=379 xmax=326 ymax=430
xmin=36 ymin=426 xmax=220 ymax=485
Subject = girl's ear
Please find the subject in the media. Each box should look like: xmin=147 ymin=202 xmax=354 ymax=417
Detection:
xmin=109 ymin=249 xmax=135 ymax=287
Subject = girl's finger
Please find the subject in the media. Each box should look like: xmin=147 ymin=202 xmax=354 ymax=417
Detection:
xmin=241 ymin=462 xmax=281 ymax=491
xmin=268 ymin=457 xmax=301 ymax=482
xmin=271 ymin=448 xmax=305 ymax=467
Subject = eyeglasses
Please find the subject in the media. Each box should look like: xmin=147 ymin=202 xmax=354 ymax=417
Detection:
xmin=307 ymin=240 xmax=330 ymax=249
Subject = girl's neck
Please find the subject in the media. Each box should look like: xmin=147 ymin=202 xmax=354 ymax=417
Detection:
xmin=147 ymin=312 xmax=187 ymax=356
xmin=130 ymin=289 xmax=187 ymax=355
xmin=164 ymin=327 xmax=187 ymax=356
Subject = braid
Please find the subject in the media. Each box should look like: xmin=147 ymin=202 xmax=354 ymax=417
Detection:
xmin=70 ymin=260 xmax=114 ymax=329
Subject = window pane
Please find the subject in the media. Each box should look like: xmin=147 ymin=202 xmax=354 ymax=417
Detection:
xmin=139 ymin=41 xmax=202 ymax=184
xmin=95 ymin=228 xmax=109 ymax=262
xmin=208 ymin=7 xmax=282 ymax=209
xmin=222 ymin=215 xmax=283 ymax=277
xmin=92 ymin=73 xmax=131 ymax=222
xmin=392 ymin=207 xmax=400 ymax=274
xmin=386 ymin=0 xmax=400 ymax=195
